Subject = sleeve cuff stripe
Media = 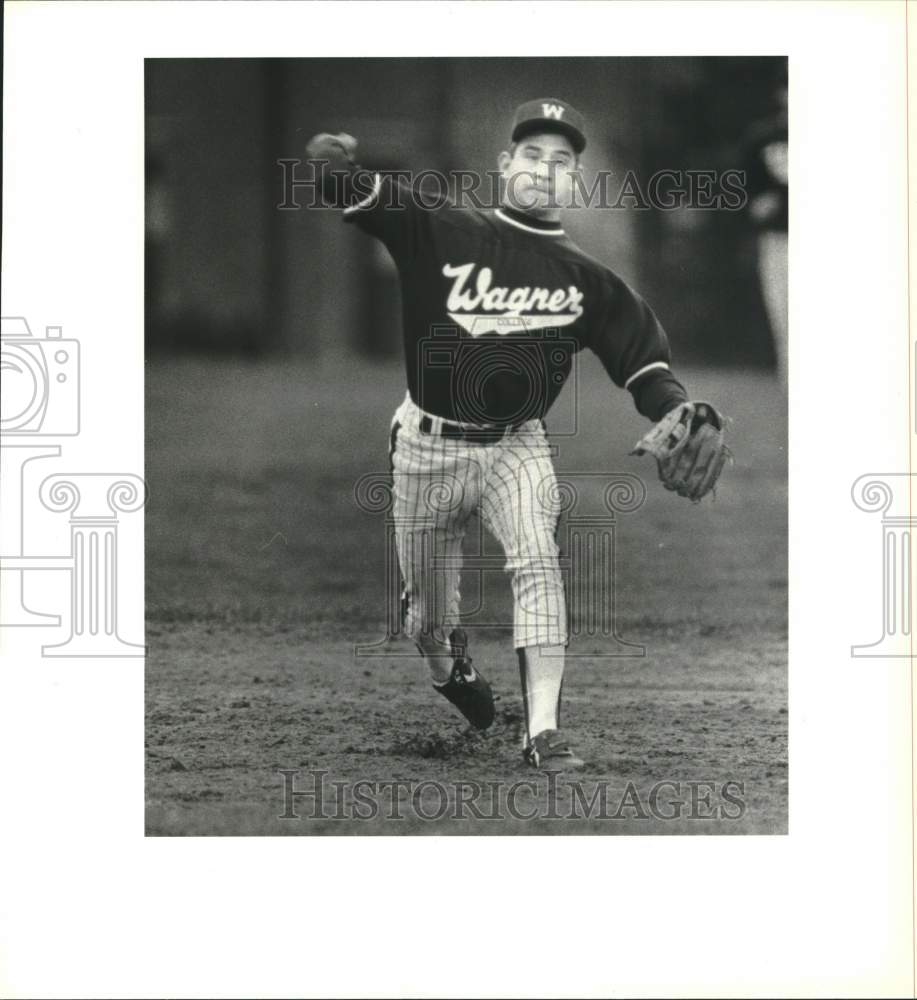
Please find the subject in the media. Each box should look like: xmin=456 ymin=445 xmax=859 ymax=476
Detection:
xmin=624 ymin=361 xmax=670 ymax=390
xmin=342 ymin=173 xmax=382 ymax=216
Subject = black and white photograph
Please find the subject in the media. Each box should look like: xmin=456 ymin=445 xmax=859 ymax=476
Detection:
xmin=145 ymin=56 xmax=788 ymax=835
xmin=2 ymin=2 xmax=912 ymax=997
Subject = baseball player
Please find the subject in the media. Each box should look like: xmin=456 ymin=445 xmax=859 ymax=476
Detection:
xmin=306 ymin=98 xmax=729 ymax=769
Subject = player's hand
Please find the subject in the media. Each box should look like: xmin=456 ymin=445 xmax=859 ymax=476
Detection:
xmin=629 ymin=401 xmax=732 ymax=502
xmin=306 ymin=132 xmax=358 ymax=164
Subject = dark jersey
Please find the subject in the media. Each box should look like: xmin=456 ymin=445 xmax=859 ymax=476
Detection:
xmin=337 ymin=168 xmax=687 ymax=426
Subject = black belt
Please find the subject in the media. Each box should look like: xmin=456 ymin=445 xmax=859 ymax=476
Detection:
xmin=419 ymin=414 xmax=516 ymax=444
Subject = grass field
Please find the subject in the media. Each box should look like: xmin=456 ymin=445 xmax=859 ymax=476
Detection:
xmin=145 ymin=354 xmax=787 ymax=835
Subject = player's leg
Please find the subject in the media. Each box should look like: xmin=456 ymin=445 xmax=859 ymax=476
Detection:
xmin=391 ymin=420 xmax=469 ymax=677
xmin=481 ymin=446 xmax=567 ymax=739
xmin=481 ymin=423 xmax=583 ymax=766
xmin=389 ymin=404 xmax=495 ymax=729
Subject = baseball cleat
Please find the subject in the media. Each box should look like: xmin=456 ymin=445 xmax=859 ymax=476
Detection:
xmin=523 ymin=729 xmax=585 ymax=770
xmin=432 ymin=629 xmax=495 ymax=730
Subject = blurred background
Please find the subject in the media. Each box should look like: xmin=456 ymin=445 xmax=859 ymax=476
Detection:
xmin=145 ymin=58 xmax=788 ymax=833
xmin=145 ymin=56 xmax=787 ymax=368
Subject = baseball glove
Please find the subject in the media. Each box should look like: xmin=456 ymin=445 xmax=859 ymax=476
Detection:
xmin=630 ymin=401 xmax=731 ymax=502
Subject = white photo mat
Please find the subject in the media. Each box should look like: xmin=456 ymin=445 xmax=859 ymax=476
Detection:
xmin=1 ymin=1 xmax=913 ymax=996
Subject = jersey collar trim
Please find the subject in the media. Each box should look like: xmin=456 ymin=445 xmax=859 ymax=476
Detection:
xmin=494 ymin=207 xmax=565 ymax=236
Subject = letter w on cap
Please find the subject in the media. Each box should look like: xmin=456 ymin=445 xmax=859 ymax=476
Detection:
xmin=542 ymin=103 xmax=565 ymax=119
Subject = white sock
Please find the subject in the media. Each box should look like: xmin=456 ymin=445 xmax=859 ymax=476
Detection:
xmin=416 ymin=632 xmax=455 ymax=685
xmin=517 ymin=644 xmax=565 ymax=740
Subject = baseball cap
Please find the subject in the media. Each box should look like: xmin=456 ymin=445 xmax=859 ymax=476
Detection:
xmin=511 ymin=98 xmax=586 ymax=154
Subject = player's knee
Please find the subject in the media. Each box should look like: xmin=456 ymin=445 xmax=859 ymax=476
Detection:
xmin=507 ymin=549 xmax=562 ymax=585
xmin=511 ymin=554 xmax=565 ymax=606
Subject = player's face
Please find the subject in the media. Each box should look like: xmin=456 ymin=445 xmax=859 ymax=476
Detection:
xmin=498 ymin=132 xmax=579 ymax=217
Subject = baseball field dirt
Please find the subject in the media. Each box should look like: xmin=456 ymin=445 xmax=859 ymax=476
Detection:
xmin=145 ymin=355 xmax=787 ymax=835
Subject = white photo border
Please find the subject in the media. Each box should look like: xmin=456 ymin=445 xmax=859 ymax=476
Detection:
xmin=1 ymin=1 xmax=913 ymax=997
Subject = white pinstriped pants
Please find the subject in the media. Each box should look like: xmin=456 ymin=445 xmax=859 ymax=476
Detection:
xmin=390 ymin=394 xmax=567 ymax=650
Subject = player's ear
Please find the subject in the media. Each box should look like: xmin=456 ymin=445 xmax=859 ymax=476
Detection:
xmin=497 ymin=150 xmax=512 ymax=172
